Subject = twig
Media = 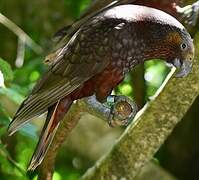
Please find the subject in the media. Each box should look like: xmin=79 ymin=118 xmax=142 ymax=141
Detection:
xmin=0 ymin=13 xmax=43 ymax=54
xmin=15 ymin=37 xmax=25 ymax=68
xmin=0 ymin=144 xmax=26 ymax=176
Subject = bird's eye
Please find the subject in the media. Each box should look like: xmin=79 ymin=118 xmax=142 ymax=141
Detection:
xmin=180 ymin=43 xmax=187 ymax=50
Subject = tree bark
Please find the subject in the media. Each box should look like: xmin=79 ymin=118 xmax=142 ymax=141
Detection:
xmin=135 ymin=161 xmax=176 ymax=180
xmin=159 ymin=96 xmax=199 ymax=180
xmin=38 ymin=32 xmax=199 ymax=179
xmin=80 ymin=34 xmax=199 ymax=179
xmin=37 ymin=1 xmax=199 ymax=179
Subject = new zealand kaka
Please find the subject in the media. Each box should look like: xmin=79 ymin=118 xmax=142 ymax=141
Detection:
xmin=8 ymin=5 xmax=194 ymax=170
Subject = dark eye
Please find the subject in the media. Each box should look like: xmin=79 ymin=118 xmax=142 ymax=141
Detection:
xmin=180 ymin=43 xmax=187 ymax=50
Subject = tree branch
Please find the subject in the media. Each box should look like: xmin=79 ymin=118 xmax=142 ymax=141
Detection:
xmin=80 ymin=34 xmax=199 ymax=179
xmin=38 ymin=32 xmax=199 ymax=179
xmin=135 ymin=161 xmax=176 ymax=180
xmin=38 ymin=103 xmax=82 ymax=179
xmin=37 ymin=96 xmax=120 ymax=179
xmin=0 ymin=13 xmax=43 ymax=54
xmin=37 ymin=1 xmax=199 ymax=179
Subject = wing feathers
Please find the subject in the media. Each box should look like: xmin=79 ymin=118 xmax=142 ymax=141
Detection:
xmin=8 ymin=14 xmax=113 ymax=134
xmin=8 ymin=78 xmax=81 ymax=135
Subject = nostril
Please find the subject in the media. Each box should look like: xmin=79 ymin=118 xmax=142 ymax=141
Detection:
xmin=189 ymin=57 xmax=193 ymax=61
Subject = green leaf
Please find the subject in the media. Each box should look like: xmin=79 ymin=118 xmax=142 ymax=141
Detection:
xmin=0 ymin=58 xmax=14 ymax=82
xmin=118 ymin=83 xmax=133 ymax=96
xmin=0 ymin=104 xmax=11 ymax=126
xmin=0 ymin=87 xmax=24 ymax=105
xmin=0 ymin=70 xmax=5 ymax=87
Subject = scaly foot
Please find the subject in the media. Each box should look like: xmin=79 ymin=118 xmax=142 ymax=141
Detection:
xmin=106 ymin=95 xmax=138 ymax=127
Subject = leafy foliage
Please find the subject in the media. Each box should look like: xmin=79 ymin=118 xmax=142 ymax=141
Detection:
xmin=0 ymin=58 xmax=13 ymax=82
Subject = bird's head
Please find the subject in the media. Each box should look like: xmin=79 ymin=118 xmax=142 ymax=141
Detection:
xmin=144 ymin=25 xmax=194 ymax=77
xmin=163 ymin=29 xmax=194 ymax=77
xmin=100 ymin=4 xmax=195 ymax=77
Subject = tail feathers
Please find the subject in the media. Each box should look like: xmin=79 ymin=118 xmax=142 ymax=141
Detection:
xmin=28 ymin=96 xmax=73 ymax=171
xmin=28 ymin=102 xmax=59 ymax=171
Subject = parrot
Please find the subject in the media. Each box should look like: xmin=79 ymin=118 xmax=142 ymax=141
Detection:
xmin=8 ymin=4 xmax=194 ymax=170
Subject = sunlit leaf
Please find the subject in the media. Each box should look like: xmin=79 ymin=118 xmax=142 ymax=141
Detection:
xmin=145 ymin=60 xmax=169 ymax=97
xmin=0 ymin=87 xmax=24 ymax=105
xmin=53 ymin=172 xmax=62 ymax=180
xmin=118 ymin=83 xmax=133 ymax=95
xmin=0 ymin=58 xmax=13 ymax=82
xmin=0 ymin=70 xmax=5 ymax=87
xmin=79 ymin=0 xmax=92 ymax=12
xmin=29 ymin=71 xmax=40 ymax=82
xmin=13 ymin=57 xmax=44 ymax=87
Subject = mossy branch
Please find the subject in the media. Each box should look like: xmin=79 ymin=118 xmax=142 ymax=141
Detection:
xmin=37 ymin=1 xmax=199 ymax=179
xmin=38 ymin=33 xmax=199 ymax=179
xmin=80 ymin=34 xmax=199 ymax=180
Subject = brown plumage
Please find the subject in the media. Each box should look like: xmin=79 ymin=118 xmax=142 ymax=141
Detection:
xmin=8 ymin=5 xmax=194 ymax=170
xmin=52 ymin=0 xmax=184 ymax=45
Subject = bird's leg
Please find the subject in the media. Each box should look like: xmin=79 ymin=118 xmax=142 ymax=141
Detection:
xmin=85 ymin=95 xmax=138 ymax=127
xmin=106 ymin=95 xmax=138 ymax=127
xmin=176 ymin=1 xmax=199 ymax=26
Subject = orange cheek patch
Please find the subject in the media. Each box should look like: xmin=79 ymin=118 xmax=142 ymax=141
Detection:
xmin=166 ymin=32 xmax=182 ymax=45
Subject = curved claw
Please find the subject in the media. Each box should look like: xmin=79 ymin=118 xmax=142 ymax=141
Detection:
xmin=107 ymin=95 xmax=138 ymax=127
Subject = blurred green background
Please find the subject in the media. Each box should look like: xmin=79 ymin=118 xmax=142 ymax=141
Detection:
xmin=0 ymin=0 xmax=198 ymax=180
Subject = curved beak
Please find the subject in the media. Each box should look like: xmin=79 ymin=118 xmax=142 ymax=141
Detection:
xmin=172 ymin=58 xmax=193 ymax=78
